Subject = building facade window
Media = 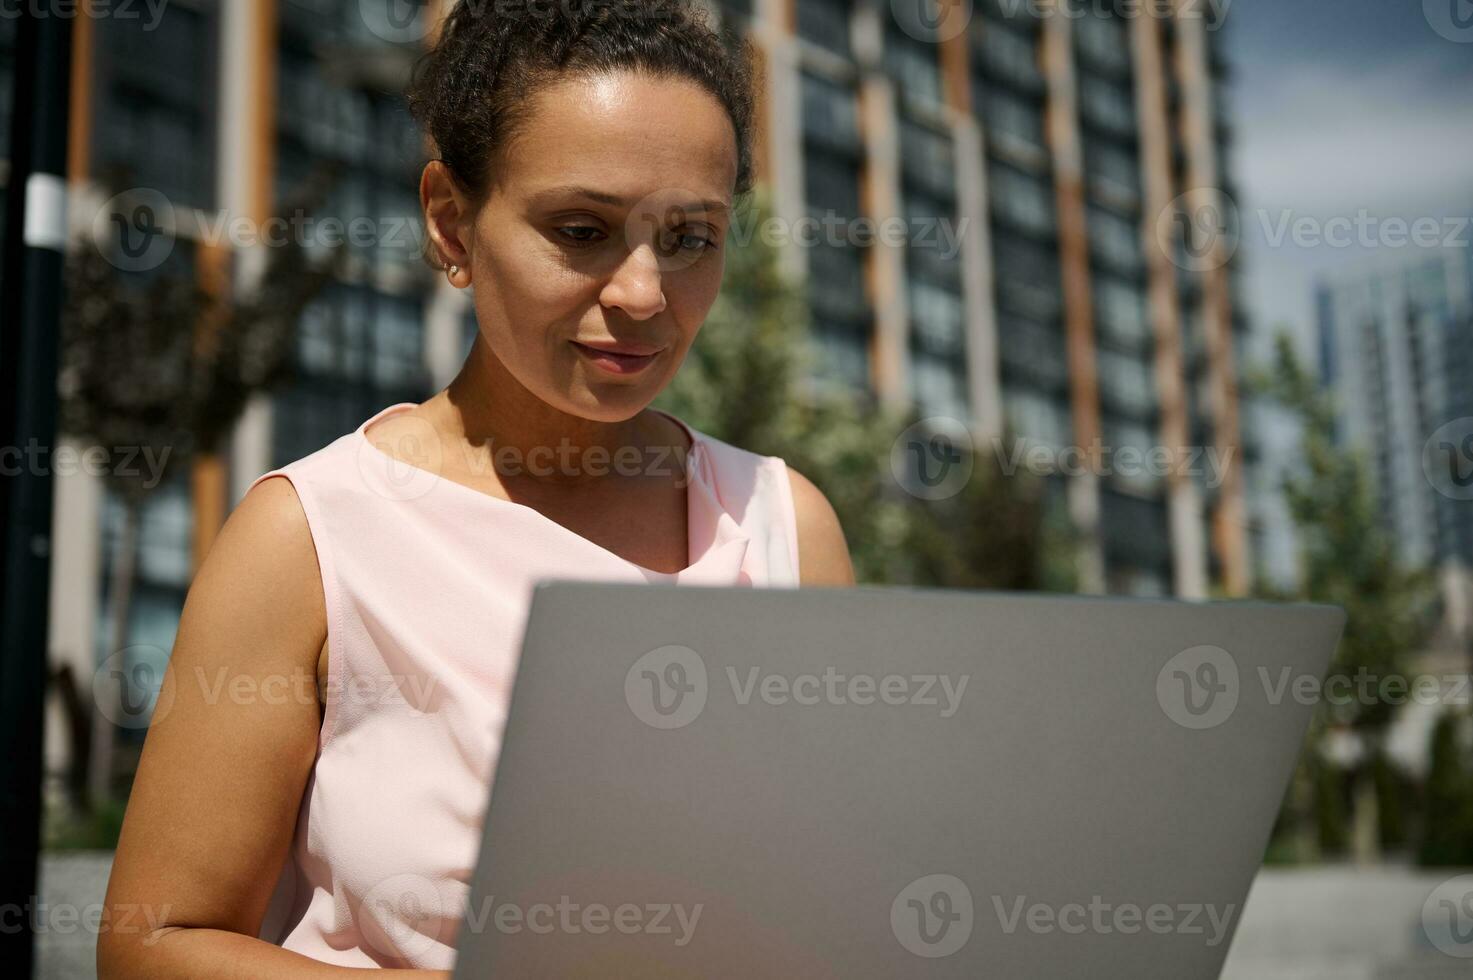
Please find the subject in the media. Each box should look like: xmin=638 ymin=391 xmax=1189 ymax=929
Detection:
xmin=994 ymin=233 xmax=1064 ymax=321
xmin=272 ymin=5 xmax=435 ymax=465
xmin=801 ymin=70 xmax=861 ymax=153
xmin=1094 ymin=275 xmax=1151 ymax=348
xmin=1076 ymin=75 xmax=1135 ymax=136
xmin=800 ymin=61 xmax=872 ymax=391
xmin=972 ymin=17 xmax=1043 ymax=92
xmin=93 ymin=2 xmax=218 ymax=210
xmin=884 ymin=20 xmax=943 ymax=108
xmin=1003 ymin=387 xmax=1072 ymax=451
xmin=981 ymin=89 xmax=1049 ymax=164
xmin=989 ymin=162 xmax=1056 ymax=236
xmin=1087 ymin=204 xmax=1143 ymax=274
xmin=1073 ymin=9 xmax=1131 ymax=75
xmin=1085 ymin=138 xmax=1141 ymax=204
xmin=998 ymin=313 xmax=1069 ymax=392
xmin=1097 ymin=348 xmax=1157 ymax=419
xmin=797 ymin=0 xmax=852 ymax=57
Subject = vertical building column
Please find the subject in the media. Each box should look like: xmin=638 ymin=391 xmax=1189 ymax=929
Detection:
xmin=43 ymin=2 xmax=102 ymax=805
xmin=1041 ymin=1 xmax=1105 ymax=593
xmin=222 ymin=0 xmax=281 ymax=506
xmin=753 ymin=0 xmax=808 ymax=284
xmin=65 ymin=2 xmax=94 ymax=184
xmin=1173 ymin=3 xmax=1248 ymax=595
xmin=853 ymin=1 xmax=909 ymax=408
xmin=1133 ymin=11 xmax=1206 ymax=599
xmin=942 ymin=15 xmax=1002 ymax=440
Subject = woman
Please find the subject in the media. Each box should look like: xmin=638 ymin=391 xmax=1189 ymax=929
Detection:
xmin=98 ymin=1 xmax=854 ymax=975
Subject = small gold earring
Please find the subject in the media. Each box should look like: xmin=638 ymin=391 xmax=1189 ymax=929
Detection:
xmin=446 ymin=264 xmax=462 ymax=287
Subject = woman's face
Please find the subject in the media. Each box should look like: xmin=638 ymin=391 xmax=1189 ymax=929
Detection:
xmin=451 ymin=71 xmax=738 ymax=423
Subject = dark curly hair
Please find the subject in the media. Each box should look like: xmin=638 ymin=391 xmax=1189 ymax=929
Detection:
xmin=406 ymin=0 xmax=757 ymax=204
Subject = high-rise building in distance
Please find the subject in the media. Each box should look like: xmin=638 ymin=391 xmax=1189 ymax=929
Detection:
xmin=1317 ymin=247 xmax=1473 ymax=636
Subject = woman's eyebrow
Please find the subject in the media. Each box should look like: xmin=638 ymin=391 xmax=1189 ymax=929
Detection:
xmin=530 ymin=185 xmax=730 ymax=214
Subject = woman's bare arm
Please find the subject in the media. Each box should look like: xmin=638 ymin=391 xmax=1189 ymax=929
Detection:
xmin=788 ymin=466 xmax=857 ymax=587
xmin=97 ymin=476 xmax=447 ymax=979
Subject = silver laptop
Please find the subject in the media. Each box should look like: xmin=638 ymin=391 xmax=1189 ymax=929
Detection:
xmin=451 ymin=581 xmax=1344 ymax=978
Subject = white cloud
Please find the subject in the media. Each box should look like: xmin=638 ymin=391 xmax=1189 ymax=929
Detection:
xmin=1234 ymin=57 xmax=1473 ymax=217
xmin=1228 ymin=55 xmax=1473 ymax=364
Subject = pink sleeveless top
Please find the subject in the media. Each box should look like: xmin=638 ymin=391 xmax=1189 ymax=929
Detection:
xmin=248 ymin=401 xmax=801 ymax=968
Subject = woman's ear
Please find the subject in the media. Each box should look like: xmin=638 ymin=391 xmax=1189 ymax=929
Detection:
xmin=421 ymin=160 xmax=473 ymax=276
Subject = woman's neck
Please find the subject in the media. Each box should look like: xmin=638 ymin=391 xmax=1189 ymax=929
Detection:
xmin=426 ymin=334 xmax=690 ymax=490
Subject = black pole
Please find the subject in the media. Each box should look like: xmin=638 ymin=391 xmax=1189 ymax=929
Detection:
xmin=0 ymin=8 xmax=73 ymax=978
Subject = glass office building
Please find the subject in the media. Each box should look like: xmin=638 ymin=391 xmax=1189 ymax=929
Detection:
xmin=728 ymin=0 xmax=1257 ymax=598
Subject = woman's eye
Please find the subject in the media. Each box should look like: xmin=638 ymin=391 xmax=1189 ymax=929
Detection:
xmin=556 ymin=225 xmax=605 ymax=244
xmin=663 ymin=231 xmax=718 ymax=254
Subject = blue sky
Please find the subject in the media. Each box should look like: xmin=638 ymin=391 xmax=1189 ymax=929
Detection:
xmin=1222 ymin=0 xmax=1473 ymax=364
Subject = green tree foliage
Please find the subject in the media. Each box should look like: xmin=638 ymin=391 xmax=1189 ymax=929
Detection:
xmin=1260 ymin=332 xmax=1435 ymax=732
xmin=1255 ymin=331 xmax=1439 ymax=860
xmin=1418 ymin=709 xmax=1473 ymax=866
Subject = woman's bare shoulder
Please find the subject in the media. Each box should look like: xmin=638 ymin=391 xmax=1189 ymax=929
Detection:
xmin=181 ymin=474 xmax=328 ymax=677
xmin=785 ymin=465 xmax=856 ymax=587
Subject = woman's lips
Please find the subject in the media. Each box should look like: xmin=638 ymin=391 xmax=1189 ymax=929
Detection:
xmin=569 ymin=340 xmax=664 ymax=375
